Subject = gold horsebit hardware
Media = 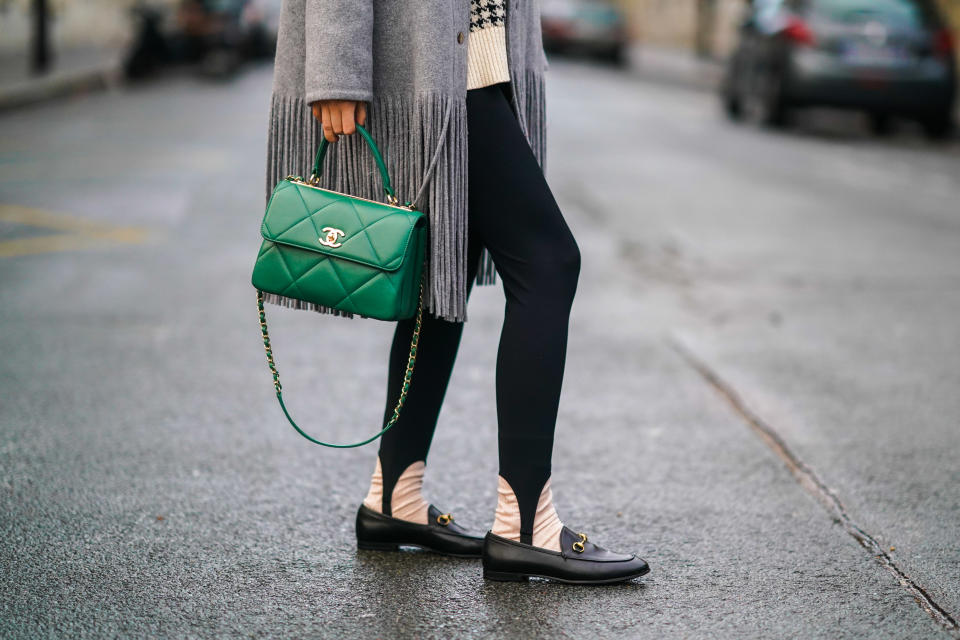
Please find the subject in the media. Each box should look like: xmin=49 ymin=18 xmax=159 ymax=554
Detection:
xmin=436 ymin=513 xmax=454 ymax=526
xmin=572 ymin=532 xmax=588 ymax=553
xmin=319 ymin=227 xmax=345 ymax=248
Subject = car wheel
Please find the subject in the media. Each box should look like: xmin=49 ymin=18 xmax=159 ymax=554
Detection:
xmin=602 ymin=44 xmax=627 ymax=67
xmin=869 ymin=112 xmax=894 ymax=136
xmin=758 ymin=70 xmax=791 ymax=128
xmin=723 ymin=89 xmax=744 ymax=121
xmin=920 ymin=112 xmax=954 ymax=140
xmin=721 ymin=58 xmax=744 ymax=121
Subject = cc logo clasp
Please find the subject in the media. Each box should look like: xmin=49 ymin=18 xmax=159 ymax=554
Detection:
xmin=319 ymin=227 xmax=345 ymax=248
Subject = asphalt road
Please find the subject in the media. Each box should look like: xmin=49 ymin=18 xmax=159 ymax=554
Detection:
xmin=1 ymin=59 xmax=959 ymax=639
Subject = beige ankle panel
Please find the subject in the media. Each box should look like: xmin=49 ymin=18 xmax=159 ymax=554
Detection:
xmin=491 ymin=475 xmax=563 ymax=552
xmin=490 ymin=475 xmax=520 ymax=540
xmin=362 ymin=458 xmax=429 ymax=525
xmin=390 ymin=461 xmax=429 ymax=524
xmin=362 ymin=457 xmax=384 ymax=513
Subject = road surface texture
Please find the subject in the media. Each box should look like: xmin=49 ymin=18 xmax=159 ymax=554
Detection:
xmin=1 ymin=59 xmax=958 ymax=638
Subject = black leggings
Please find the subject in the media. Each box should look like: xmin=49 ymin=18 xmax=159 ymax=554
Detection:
xmin=378 ymin=82 xmax=581 ymax=544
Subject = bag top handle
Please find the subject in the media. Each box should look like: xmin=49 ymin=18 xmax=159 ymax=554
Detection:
xmin=311 ymin=124 xmax=397 ymax=202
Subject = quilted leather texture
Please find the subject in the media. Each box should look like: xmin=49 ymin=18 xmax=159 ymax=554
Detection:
xmin=261 ymin=180 xmax=422 ymax=270
xmin=252 ymin=179 xmax=427 ymax=321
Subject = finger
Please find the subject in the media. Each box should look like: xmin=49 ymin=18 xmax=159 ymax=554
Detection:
xmin=311 ymin=102 xmax=322 ymax=124
xmin=341 ymin=103 xmax=356 ymax=135
xmin=328 ymin=104 xmax=344 ymax=139
xmin=320 ymin=103 xmax=337 ymax=143
xmin=357 ymin=102 xmax=368 ymax=127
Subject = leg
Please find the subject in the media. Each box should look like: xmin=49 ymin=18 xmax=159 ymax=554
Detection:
xmin=362 ymin=222 xmax=484 ymax=522
xmin=355 ymin=233 xmax=489 ymax=557
xmin=471 ymin=83 xmax=651 ymax=583
xmin=466 ymin=82 xmax=581 ymax=549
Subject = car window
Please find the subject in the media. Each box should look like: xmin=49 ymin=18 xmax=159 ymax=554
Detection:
xmin=749 ymin=0 xmax=789 ymax=32
xmin=810 ymin=0 xmax=934 ymax=27
xmin=754 ymin=0 xmax=786 ymax=21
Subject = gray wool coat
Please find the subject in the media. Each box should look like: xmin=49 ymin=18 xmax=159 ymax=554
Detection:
xmin=265 ymin=0 xmax=550 ymax=322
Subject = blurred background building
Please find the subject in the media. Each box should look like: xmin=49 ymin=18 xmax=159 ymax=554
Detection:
xmin=0 ymin=0 xmax=135 ymax=55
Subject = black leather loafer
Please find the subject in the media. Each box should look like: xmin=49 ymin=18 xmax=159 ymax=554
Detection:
xmin=482 ymin=526 xmax=650 ymax=584
xmin=355 ymin=504 xmax=484 ymax=558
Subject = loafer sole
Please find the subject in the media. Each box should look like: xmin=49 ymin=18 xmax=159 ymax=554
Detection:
xmin=483 ymin=564 xmax=650 ymax=585
xmin=357 ymin=539 xmax=482 ymax=558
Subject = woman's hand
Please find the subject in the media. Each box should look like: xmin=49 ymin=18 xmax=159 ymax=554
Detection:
xmin=311 ymin=100 xmax=368 ymax=143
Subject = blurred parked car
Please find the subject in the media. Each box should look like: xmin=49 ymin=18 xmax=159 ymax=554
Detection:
xmin=125 ymin=3 xmax=172 ymax=78
xmin=722 ymin=0 xmax=957 ymax=138
xmin=242 ymin=0 xmax=282 ymax=58
xmin=541 ymin=0 xmax=629 ymax=65
xmin=174 ymin=0 xmax=278 ymax=74
xmin=125 ymin=0 xmax=280 ymax=79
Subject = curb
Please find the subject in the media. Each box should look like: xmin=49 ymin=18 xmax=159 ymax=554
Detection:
xmin=0 ymin=60 xmax=123 ymax=113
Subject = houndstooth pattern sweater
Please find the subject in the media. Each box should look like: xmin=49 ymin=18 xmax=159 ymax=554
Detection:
xmin=468 ymin=0 xmax=510 ymax=89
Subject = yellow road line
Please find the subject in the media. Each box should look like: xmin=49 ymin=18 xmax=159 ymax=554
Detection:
xmin=0 ymin=204 xmax=149 ymax=258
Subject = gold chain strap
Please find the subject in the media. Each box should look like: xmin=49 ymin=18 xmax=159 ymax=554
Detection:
xmin=256 ymin=277 xmax=424 ymax=448
xmin=386 ymin=279 xmax=423 ymax=427
xmin=258 ymin=293 xmax=283 ymax=393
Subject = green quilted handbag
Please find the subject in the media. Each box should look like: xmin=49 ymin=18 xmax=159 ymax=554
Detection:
xmin=252 ymin=124 xmax=428 ymax=448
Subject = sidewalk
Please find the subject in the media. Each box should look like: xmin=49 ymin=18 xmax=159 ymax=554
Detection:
xmin=627 ymin=45 xmax=725 ymax=92
xmin=0 ymin=47 xmax=123 ymax=112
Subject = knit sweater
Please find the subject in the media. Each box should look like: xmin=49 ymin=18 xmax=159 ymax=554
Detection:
xmin=467 ymin=0 xmax=510 ymax=89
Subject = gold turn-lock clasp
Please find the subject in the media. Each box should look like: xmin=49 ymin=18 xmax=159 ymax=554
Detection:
xmin=572 ymin=532 xmax=588 ymax=553
xmin=319 ymin=226 xmax=345 ymax=248
xmin=437 ymin=513 xmax=453 ymax=526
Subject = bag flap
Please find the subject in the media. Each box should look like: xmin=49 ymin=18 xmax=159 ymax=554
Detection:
xmin=260 ymin=180 xmax=424 ymax=272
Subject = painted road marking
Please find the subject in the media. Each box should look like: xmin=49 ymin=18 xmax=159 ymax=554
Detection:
xmin=0 ymin=204 xmax=148 ymax=258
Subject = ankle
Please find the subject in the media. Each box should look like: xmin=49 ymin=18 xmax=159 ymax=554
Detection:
xmin=491 ymin=475 xmax=564 ymax=552
xmin=363 ymin=458 xmax=429 ymax=525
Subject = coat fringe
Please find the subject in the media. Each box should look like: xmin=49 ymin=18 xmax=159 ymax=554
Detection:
xmin=262 ymin=71 xmax=546 ymax=322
